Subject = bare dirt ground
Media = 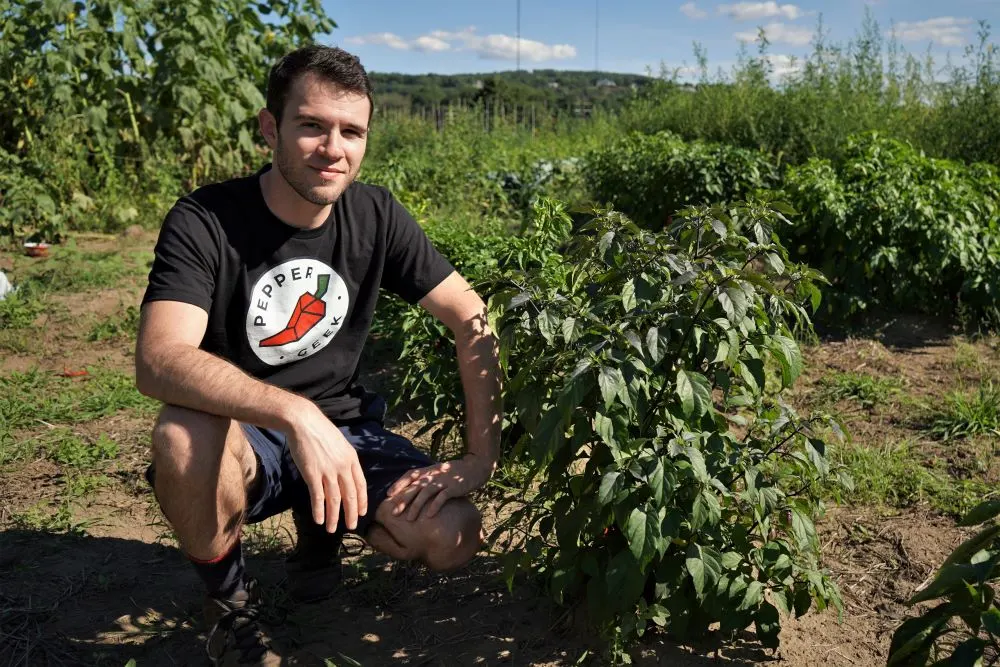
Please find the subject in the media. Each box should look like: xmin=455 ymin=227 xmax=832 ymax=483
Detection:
xmin=1 ymin=233 xmax=997 ymax=666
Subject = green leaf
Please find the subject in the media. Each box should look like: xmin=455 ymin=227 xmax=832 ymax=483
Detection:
xmin=754 ymin=602 xmax=781 ymax=649
xmin=720 ymin=552 xmax=742 ymax=571
xmin=626 ymin=506 xmax=661 ymax=569
xmin=718 ymin=286 xmax=748 ymax=323
xmin=887 ymin=602 xmax=953 ymax=666
xmin=598 ymin=470 xmax=622 ymax=507
xmin=531 ymin=409 xmax=564 ymax=461
xmin=739 ymin=358 xmax=766 ymax=394
xmin=961 ymin=499 xmax=1000 ymax=526
xmin=686 ymin=543 xmax=722 ymax=601
xmin=561 ymin=316 xmax=583 ymax=344
xmin=790 ymin=507 xmax=818 ymax=550
xmin=536 ymin=308 xmax=561 ymax=345
xmin=645 ymin=326 xmax=663 ymax=364
xmin=622 ymin=279 xmax=637 ymax=312
xmin=738 ymin=580 xmax=764 ymax=612
xmin=691 ymin=488 xmax=721 ymax=530
xmin=676 ymin=370 xmax=712 ymax=418
xmin=594 ymin=411 xmax=616 ymax=448
xmin=950 ymin=637 xmax=986 ymax=666
xmin=598 ymin=366 xmax=626 ymax=410
xmin=683 ymin=447 xmax=710 ymax=483
xmin=941 ymin=524 xmax=1000 ymax=569
xmin=909 ymin=560 xmax=997 ymax=604
xmin=981 ymin=607 xmax=1000 ymax=636
xmin=769 ymin=335 xmax=803 ymax=388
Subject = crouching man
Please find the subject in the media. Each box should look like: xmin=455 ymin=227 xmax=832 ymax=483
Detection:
xmin=135 ymin=44 xmax=501 ymax=666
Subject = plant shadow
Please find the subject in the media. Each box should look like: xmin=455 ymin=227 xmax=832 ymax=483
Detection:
xmin=0 ymin=528 xmax=777 ymax=666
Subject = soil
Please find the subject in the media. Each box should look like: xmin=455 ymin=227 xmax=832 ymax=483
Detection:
xmin=1 ymin=234 xmax=997 ymax=666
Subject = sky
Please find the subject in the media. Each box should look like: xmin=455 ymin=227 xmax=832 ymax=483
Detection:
xmin=320 ymin=1 xmax=1000 ymax=78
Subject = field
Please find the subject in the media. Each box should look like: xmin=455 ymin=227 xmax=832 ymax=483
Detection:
xmin=5 ymin=4 xmax=1000 ymax=665
xmin=1 ymin=228 xmax=998 ymax=665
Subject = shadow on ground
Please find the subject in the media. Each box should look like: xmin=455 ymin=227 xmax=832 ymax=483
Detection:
xmin=0 ymin=529 xmax=778 ymax=666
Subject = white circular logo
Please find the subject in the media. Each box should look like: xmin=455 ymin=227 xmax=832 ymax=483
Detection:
xmin=245 ymin=259 xmax=349 ymax=367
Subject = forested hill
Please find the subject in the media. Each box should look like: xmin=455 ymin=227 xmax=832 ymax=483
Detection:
xmin=368 ymin=69 xmax=653 ymax=111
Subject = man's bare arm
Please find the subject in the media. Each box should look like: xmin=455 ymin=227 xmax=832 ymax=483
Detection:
xmin=424 ymin=273 xmax=502 ymax=469
xmin=135 ymin=300 xmax=368 ymax=531
xmin=135 ymin=301 xmax=308 ymax=430
xmin=385 ymin=271 xmax=502 ymax=520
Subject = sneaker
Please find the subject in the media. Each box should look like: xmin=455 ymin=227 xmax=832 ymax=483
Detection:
xmin=204 ymin=578 xmax=282 ymax=666
xmin=284 ymin=509 xmax=343 ymax=603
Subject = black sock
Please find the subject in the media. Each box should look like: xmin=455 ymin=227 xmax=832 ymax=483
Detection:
xmin=188 ymin=539 xmax=245 ymax=599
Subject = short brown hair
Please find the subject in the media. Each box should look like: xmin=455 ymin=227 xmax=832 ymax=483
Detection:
xmin=266 ymin=45 xmax=373 ymax=125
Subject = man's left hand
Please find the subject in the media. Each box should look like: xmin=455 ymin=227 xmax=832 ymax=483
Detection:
xmin=386 ymin=454 xmax=494 ymax=521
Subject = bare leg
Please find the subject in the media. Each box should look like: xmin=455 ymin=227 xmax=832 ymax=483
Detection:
xmin=150 ymin=405 xmax=257 ymax=560
xmin=366 ymin=497 xmax=483 ymax=571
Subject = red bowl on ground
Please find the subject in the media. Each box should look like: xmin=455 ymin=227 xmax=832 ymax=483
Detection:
xmin=24 ymin=242 xmax=50 ymax=258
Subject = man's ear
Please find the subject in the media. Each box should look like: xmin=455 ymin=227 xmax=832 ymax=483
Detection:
xmin=258 ymin=108 xmax=278 ymax=149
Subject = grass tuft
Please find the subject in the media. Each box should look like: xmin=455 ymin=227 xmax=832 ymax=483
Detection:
xmin=826 ymin=440 xmax=990 ymax=517
xmin=814 ymin=371 xmax=903 ymax=409
xmin=926 ymin=380 xmax=1000 ymax=441
xmin=0 ymin=368 xmax=157 ymax=433
xmin=88 ymin=305 xmax=141 ymax=342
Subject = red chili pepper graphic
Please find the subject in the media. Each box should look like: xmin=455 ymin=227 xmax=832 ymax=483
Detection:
xmin=259 ymin=274 xmax=330 ymax=347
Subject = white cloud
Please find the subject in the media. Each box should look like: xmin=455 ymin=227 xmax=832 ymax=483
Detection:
xmin=346 ymin=32 xmax=410 ymax=50
xmin=894 ymin=17 xmax=972 ymax=47
xmin=680 ymin=2 xmax=708 ymax=19
xmin=412 ymin=36 xmax=451 ymax=52
xmin=719 ymin=2 xmax=810 ymax=21
xmin=766 ymin=53 xmax=803 ymax=78
xmin=346 ymin=26 xmax=576 ymax=62
xmin=735 ymin=22 xmax=812 ymax=45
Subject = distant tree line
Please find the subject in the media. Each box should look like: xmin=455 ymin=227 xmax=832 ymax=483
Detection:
xmin=368 ymin=69 xmax=653 ymax=114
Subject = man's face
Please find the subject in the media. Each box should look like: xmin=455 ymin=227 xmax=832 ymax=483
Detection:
xmin=263 ymin=72 xmax=370 ymax=206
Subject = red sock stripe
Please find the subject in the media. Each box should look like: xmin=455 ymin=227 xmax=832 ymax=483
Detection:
xmin=185 ymin=533 xmax=241 ymax=565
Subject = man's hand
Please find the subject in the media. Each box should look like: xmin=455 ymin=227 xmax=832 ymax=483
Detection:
xmin=286 ymin=406 xmax=368 ymax=533
xmin=386 ymin=454 xmax=494 ymax=521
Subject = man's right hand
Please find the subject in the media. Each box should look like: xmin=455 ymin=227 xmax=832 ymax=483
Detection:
xmin=286 ymin=405 xmax=368 ymax=533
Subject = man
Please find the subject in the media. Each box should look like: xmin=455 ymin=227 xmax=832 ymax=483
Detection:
xmin=135 ymin=45 xmax=501 ymax=666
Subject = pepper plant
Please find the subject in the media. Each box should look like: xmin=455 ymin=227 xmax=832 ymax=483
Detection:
xmin=483 ymin=198 xmax=847 ymax=659
xmin=888 ymin=498 xmax=1000 ymax=666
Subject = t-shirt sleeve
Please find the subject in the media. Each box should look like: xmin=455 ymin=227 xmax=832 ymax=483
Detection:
xmin=142 ymin=198 xmax=221 ymax=313
xmin=380 ymin=193 xmax=455 ymax=304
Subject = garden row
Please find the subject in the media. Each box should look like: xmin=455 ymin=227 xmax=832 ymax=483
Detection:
xmin=364 ymin=130 xmax=1000 ymax=340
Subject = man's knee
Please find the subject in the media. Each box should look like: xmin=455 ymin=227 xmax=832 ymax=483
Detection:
xmin=422 ymin=499 xmax=483 ymax=572
xmin=150 ymin=405 xmax=231 ymax=478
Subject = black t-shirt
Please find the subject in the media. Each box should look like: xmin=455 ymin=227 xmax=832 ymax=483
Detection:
xmin=142 ymin=165 xmax=454 ymax=421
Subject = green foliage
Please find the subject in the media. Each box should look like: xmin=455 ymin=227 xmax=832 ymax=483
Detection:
xmin=0 ymin=368 xmax=157 ymax=433
xmin=889 ymin=498 xmax=1000 ymax=666
xmin=0 ymin=0 xmax=335 ymax=243
xmin=585 ymin=131 xmax=780 ymax=228
xmin=827 ymin=440 xmax=988 ymax=517
xmin=484 ymin=199 xmax=844 ymax=656
xmin=88 ymin=305 xmax=141 ymax=342
xmin=785 ymin=133 xmax=1000 ymax=326
xmin=0 ymin=283 xmax=44 ymax=329
xmin=50 ymin=432 xmax=119 ymax=468
xmin=622 ymin=16 xmax=1000 ymax=168
xmin=926 ymin=381 xmax=1000 ymax=441
xmin=814 ymin=371 xmax=903 ymax=409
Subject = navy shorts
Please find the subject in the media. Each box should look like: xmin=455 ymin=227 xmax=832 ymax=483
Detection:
xmin=147 ymin=395 xmax=434 ymax=537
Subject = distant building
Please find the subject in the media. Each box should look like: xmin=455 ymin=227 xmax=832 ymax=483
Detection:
xmin=473 ymin=79 xmax=484 ymax=90
xmin=547 ymin=81 xmax=560 ymax=89
xmin=596 ymin=78 xmax=617 ymax=88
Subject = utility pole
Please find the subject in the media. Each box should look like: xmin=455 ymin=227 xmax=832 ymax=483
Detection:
xmin=516 ymin=0 xmax=521 ymax=71
xmin=595 ymin=0 xmax=600 ymax=73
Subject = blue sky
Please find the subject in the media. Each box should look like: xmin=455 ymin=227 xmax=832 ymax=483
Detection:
xmin=320 ymin=1 xmax=1000 ymax=77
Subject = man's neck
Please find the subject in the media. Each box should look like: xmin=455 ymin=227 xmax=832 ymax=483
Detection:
xmin=259 ymin=167 xmax=332 ymax=230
